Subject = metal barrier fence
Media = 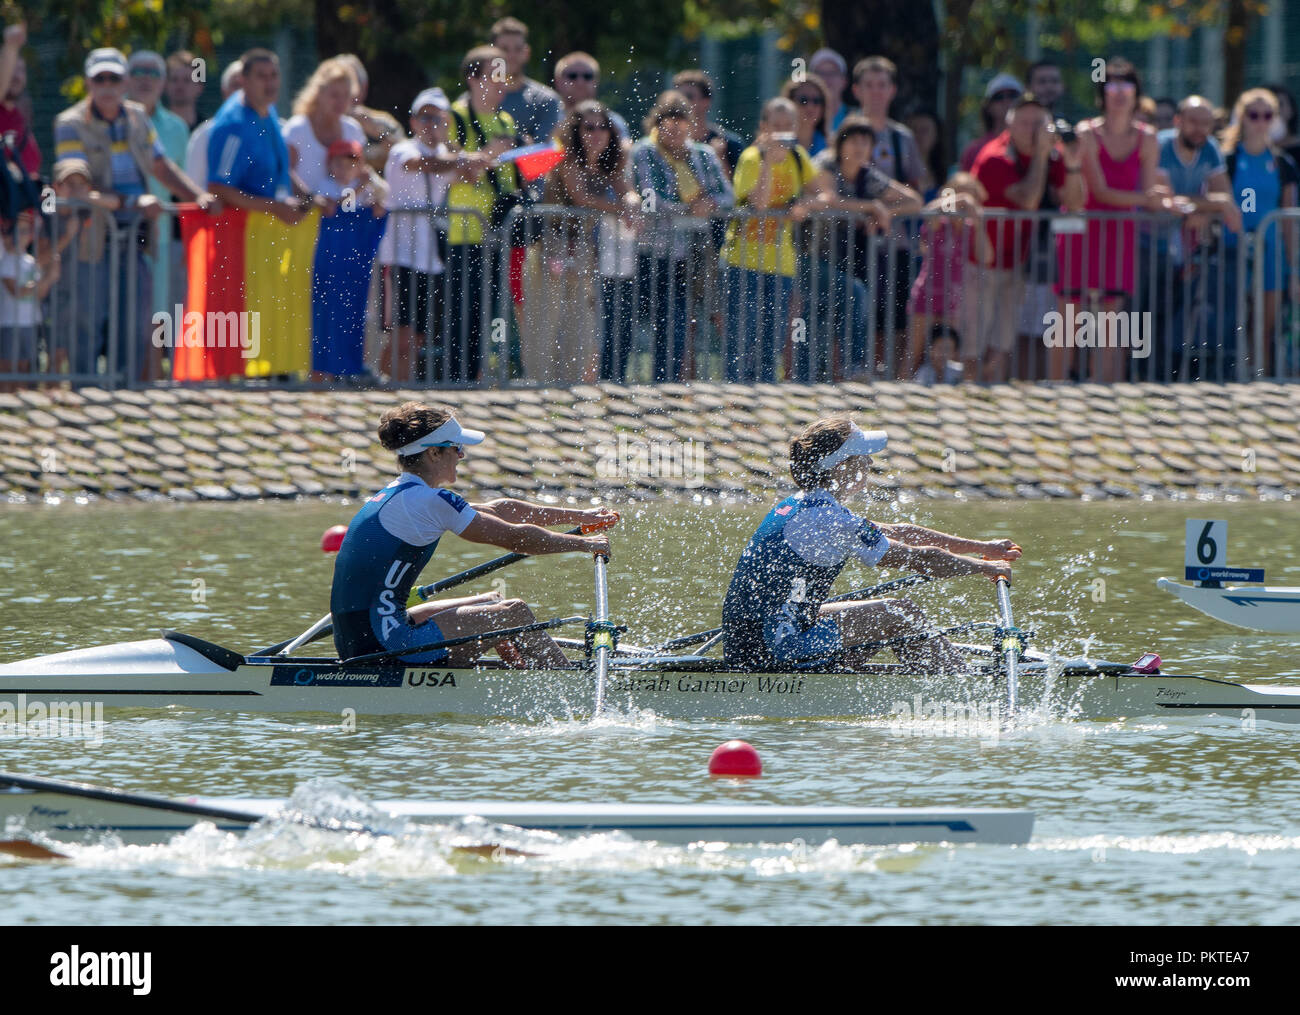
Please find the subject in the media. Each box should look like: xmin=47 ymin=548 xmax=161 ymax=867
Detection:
xmin=2 ymin=200 xmax=1297 ymax=388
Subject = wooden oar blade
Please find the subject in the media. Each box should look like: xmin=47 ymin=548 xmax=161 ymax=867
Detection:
xmin=0 ymin=839 xmax=68 ymax=860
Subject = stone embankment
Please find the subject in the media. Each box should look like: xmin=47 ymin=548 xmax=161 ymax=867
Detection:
xmin=1 ymin=382 xmax=1297 ymax=503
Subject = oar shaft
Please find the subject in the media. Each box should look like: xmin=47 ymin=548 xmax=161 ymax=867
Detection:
xmin=995 ymin=577 xmax=1019 ymax=714
xmin=592 ymin=554 xmax=611 ymax=713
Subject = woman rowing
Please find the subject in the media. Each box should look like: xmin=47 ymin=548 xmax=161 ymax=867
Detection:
xmin=721 ymin=416 xmax=1021 ymax=671
xmin=330 ymin=401 xmax=616 ymax=666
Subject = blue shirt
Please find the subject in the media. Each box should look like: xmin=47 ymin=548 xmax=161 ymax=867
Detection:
xmin=207 ymin=91 xmax=291 ymax=199
xmin=1157 ymin=129 xmax=1225 ymax=198
xmin=330 ymin=474 xmax=477 ymax=660
xmin=721 ymin=487 xmax=889 ymax=663
xmin=1225 ymin=146 xmax=1299 ymax=250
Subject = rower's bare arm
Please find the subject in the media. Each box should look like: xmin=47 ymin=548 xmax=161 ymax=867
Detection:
xmin=471 ymin=499 xmax=618 ymax=530
xmin=877 ymin=523 xmax=1021 ymax=560
xmin=459 ymin=512 xmax=609 ymax=557
xmin=879 ymin=542 xmax=1010 ymax=580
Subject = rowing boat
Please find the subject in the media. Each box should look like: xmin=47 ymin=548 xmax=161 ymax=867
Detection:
xmin=1157 ymin=577 xmax=1300 ymax=634
xmin=3 ymin=629 xmax=1298 ymax=724
xmin=0 ymin=773 xmax=1034 ymax=848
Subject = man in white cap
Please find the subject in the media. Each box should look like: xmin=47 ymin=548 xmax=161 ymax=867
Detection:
xmin=809 ymin=48 xmax=850 ymax=133
xmin=960 ymin=72 xmax=1024 ymax=171
xmin=377 ymin=88 xmax=463 ymax=382
xmin=721 ymin=416 xmax=1020 ymax=671
xmin=53 ymin=46 xmax=215 ymax=381
xmin=329 ymin=401 xmax=618 ymax=667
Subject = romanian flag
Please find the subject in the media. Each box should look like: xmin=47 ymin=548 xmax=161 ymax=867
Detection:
xmin=498 ymin=141 xmax=564 ymax=182
xmin=174 ymin=207 xmax=323 ymax=381
xmin=311 ymin=208 xmax=387 ymax=376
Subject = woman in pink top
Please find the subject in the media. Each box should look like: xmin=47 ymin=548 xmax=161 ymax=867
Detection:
xmin=1054 ymin=58 xmax=1170 ymax=382
xmin=906 ymin=172 xmax=993 ymax=377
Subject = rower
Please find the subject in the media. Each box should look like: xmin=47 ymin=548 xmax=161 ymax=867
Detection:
xmin=330 ymin=401 xmax=616 ymax=667
xmin=721 ymin=416 xmax=1021 ymax=671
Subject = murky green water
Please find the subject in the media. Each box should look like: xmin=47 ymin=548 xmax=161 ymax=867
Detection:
xmin=2 ymin=496 xmax=1299 ymax=924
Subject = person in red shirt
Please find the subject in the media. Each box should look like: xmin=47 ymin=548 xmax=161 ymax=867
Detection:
xmin=970 ymin=93 xmax=1084 ymax=380
xmin=0 ymin=22 xmax=38 ymax=178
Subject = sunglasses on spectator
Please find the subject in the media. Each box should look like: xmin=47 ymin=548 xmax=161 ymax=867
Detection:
xmin=91 ymin=74 xmax=124 ymax=85
xmin=1246 ymin=109 xmax=1275 ymax=122
xmin=679 ymin=90 xmax=703 ymax=102
xmin=130 ymin=68 xmax=163 ymax=79
xmin=413 ymin=111 xmax=444 ymax=122
xmin=581 ymin=120 xmax=611 ymax=132
xmin=564 ymin=70 xmax=596 ymax=81
xmin=794 ymin=93 xmax=824 ymax=105
xmin=1104 ymin=80 xmax=1137 ymax=93
xmin=990 ymin=89 xmax=1020 ymax=102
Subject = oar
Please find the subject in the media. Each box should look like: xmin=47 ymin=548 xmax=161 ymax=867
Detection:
xmin=652 ymin=573 xmax=934 ymax=653
xmin=270 ymin=516 xmax=619 ymax=656
xmin=340 ymin=616 xmax=587 ymax=666
xmin=0 ymin=772 xmax=536 ymax=858
xmin=993 ymin=576 xmax=1021 ymax=715
xmin=409 ymin=514 xmax=620 ymax=604
xmin=591 ymin=551 xmax=613 ymax=713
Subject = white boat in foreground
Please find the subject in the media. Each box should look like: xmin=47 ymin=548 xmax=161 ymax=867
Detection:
xmin=3 ymin=630 xmax=1299 ymax=724
xmin=0 ymin=773 xmax=1033 ymax=848
xmin=1157 ymin=578 xmax=1300 ymax=634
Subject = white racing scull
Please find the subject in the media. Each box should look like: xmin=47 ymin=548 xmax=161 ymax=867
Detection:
xmin=2 ymin=629 xmax=1298 ymax=723
xmin=0 ymin=772 xmax=1034 ymax=848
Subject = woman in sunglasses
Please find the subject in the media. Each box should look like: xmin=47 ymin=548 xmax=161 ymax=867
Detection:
xmin=1220 ymin=88 xmax=1300 ymax=375
xmin=1053 ymin=57 xmax=1172 ymax=383
xmin=780 ymin=74 xmax=832 ymax=157
xmin=330 ymin=401 xmax=616 ymax=667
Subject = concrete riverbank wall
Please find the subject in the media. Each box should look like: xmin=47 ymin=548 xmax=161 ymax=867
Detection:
xmin=1 ymin=382 xmax=1297 ymax=503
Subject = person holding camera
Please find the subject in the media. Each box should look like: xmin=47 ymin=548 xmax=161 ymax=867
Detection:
xmin=720 ymin=97 xmax=819 ymax=382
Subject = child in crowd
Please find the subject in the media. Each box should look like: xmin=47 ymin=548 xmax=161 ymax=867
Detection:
xmin=46 ymin=159 xmax=119 ymax=376
xmin=0 ymin=211 xmax=58 ymax=387
xmin=321 ymin=139 xmax=390 ymax=212
xmin=906 ymin=171 xmax=992 ymax=379
xmin=914 ymin=323 xmax=964 ymax=386
xmin=378 ymin=89 xmax=457 ymax=383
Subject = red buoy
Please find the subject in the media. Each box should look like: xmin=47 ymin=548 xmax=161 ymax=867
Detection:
xmin=320 ymin=525 xmax=347 ymax=553
xmin=709 ymin=739 xmax=762 ymax=777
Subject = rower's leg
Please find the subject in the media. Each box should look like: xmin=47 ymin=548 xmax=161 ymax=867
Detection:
xmin=822 ymin=598 xmax=966 ymax=672
xmin=425 ymin=599 xmax=570 ymax=668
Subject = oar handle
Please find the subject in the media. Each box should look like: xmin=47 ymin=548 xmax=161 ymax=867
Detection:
xmin=580 ymin=512 xmax=619 ymax=535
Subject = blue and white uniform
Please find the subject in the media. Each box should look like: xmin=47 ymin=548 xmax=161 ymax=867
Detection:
xmin=721 ymin=488 xmax=890 ymax=667
xmin=330 ymin=474 xmax=477 ymax=662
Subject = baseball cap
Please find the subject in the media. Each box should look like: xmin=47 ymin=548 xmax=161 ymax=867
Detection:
xmin=809 ymin=48 xmax=848 ymax=77
xmin=410 ymin=87 xmax=450 ymax=115
xmin=54 ymin=159 xmax=93 ymax=184
xmin=985 ymin=73 xmax=1024 ymax=99
xmin=326 ymin=139 xmax=364 ymax=160
xmin=127 ymin=50 xmax=166 ymax=74
xmin=85 ymin=48 xmax=128 ymax=79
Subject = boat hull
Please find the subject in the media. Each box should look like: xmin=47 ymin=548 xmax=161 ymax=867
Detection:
xmin=0 ymin=789 xmax=1033 ymax=847
xmin=2 ymin=638 xmax=1298 ymax=723
xmin=1158 ymin=578 xmax=1300 ymax=633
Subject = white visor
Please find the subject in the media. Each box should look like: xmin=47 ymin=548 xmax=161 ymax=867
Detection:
xmin=816 ymin=425 xmax=888 ymax=471
xmin=395 ymin=417 xmax=486 ymax=457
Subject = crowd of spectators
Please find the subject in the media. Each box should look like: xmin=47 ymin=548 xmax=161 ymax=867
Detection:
xmin=0 ymin=12 xmax=1297 ymax=389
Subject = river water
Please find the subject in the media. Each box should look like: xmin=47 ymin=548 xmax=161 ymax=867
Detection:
xmin=1 ymin=496 xmax=1298 ymax=924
